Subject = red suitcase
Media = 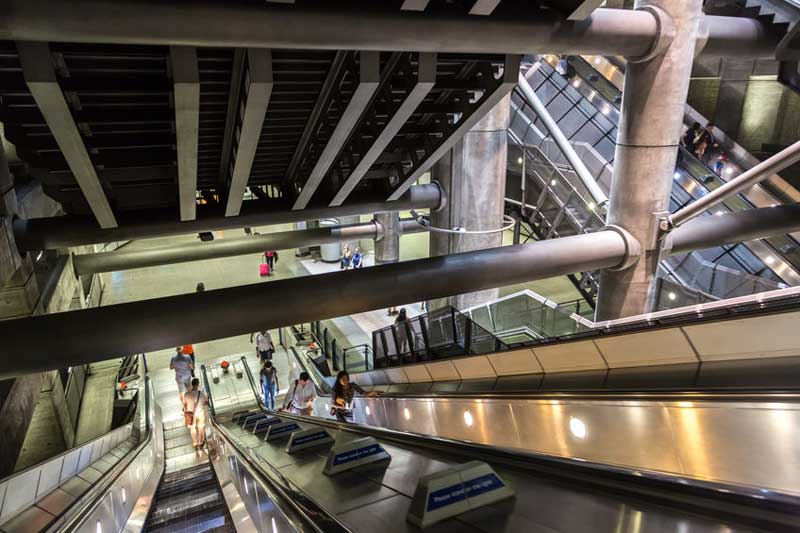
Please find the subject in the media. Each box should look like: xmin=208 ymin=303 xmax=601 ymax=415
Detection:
xmin=259 ymin=259 xmax=270 ymax=277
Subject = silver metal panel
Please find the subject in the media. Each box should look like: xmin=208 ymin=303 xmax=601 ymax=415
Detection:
xmin=293 ymin=51 xmax=381 ymax=210
xmin=0 ymin=505 xmax=55 ymax=533
xmin=15 ymin=41 xmax=117 ymax=229
xmin=34 ymin=460 xmax=61 ymax=499
xmin=225 ymin=48 xmax=274 ymax=217
xmin=170 ymin=46 xmax=200 ymax=222
xmin=388 ymin=54 xmax=520 ymax=200
xmin=330 ymin=52 xmax=436 ymax=206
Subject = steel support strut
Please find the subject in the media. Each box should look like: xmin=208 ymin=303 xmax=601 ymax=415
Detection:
xmin=71 ymin=219 xmax=424 ymax=275
xmin=12 ymin=184 xmax=443 ymax=251
xmin=0 ymin=2 xmax=781 ymax=59
xmin=0 ymin=230 xmax=632 ymax=378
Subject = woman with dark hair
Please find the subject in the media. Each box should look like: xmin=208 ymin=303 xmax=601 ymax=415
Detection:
xmin=331 ymin=370 xmax=376 ymax=422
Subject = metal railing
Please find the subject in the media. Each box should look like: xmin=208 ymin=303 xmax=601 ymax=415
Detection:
xmin=371 ymin=305 xmax=508 ymax=368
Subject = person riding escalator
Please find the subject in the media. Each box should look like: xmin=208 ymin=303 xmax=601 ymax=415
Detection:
xmin=331 ymin=370 xmax=377 ymax=423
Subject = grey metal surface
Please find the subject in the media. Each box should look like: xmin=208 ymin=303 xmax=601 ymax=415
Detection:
xmin=170 ymin=46 xmax=200 ymax=222
xmin=0 ymin=231 xmax=629 ymax=377
xmin=668 ymin=204 xmax=800 ymax=255
xmin=668 ymin=139 xmax=800 ymax=229
xmin=13 ymin=184 xmax=442 ymax=250
xmin=225 ymin=49 xmax=274 ymax=217
xmin=71 ymin=219 xmax=423 ymax=275
xmin=374 ymin=212 xmax=400 ymax=264
xmin=15 ymin=41 xmax=117 ymax=229
xmin=596 ymin=0 xmax=704 ymax=320
xmin=0 ymin=2 xmax=781 ymax=60
xmin=293 ymin=51 xmax=380 ymax=210
xmin=216 ymin=409 xmax=775 ymax=533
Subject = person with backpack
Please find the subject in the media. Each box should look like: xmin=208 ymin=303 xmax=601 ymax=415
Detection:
xmin=283 ymin=371 xmax=316 ymax=416
xmin=260 ymin=360 xmax=279 ymax=410
xmin=250 ymin=330 xmax=275 ymax=361
xmin=331 ymin=370 xmax=377 ymax=423
xmin=170 ymin=346 xmax=194 ymax=405
xmin=395 ymin=308 xmax=410 ymax=354
xmin=183 ymin=378 xmax=208 ymax=449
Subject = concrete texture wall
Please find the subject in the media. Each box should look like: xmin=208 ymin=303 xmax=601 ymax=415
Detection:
xmin=0 ymin=372 xmax=45 ymax=476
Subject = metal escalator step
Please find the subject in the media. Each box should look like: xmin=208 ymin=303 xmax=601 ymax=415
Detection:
xmin=160 ymin=462 xmax=212 ymax=485
xmin=157 ymin=472 xmax=216 ymax=499
xmin=146 ymin=488 xmax=226 ymax=528
xmin=144 ymin=508 xmax=236 ymax=533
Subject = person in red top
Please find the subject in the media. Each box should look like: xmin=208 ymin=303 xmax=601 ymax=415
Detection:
xmin=182 ymin=344 xmax=195 ymax=376
xmin=264 ymin=250 xmax=279 ymax=273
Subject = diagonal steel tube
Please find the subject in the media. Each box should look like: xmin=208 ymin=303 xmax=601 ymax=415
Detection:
xmin=0 ymin=231 xmax=629 ymax=378
xmin=666 ymin=139 xmax=800 ymax=229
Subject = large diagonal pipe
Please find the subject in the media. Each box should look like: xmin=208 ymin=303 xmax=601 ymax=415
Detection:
xmin=516 ymin=72 xmax=608 ymax=207
xmin=0 ymin=230 xmax=634 ymax=379
xmin=13 ymin=184 xmax=442 ymax=251
xmin=72 ymin=219 xmax=424 ymax=275
xmin=0 ymin=1 xmax=781 ymax=59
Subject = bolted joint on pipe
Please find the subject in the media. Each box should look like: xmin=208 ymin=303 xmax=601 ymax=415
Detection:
xmin=429 ymin=180 xmax=448 ymax=213
xmin=600 ymin=225 xmax=641 ymax=271
xmin=626 ymin=5 xmax=675 ymax=63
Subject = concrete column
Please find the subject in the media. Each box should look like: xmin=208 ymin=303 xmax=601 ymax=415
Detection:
xmin=430 ymin=94 xmax=510 ymax=310
xmin=374 ymin=212 xmax=399 ymax=264
xmin=595 ymin=0 xmax=703 ymax=320
xmin=713 ymin=59 xmax=755 ymax=140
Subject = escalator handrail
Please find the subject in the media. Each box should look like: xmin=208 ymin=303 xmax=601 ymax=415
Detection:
xmin=49 ymin=375 xmax=156 ymax=532
xmin=200 ymin=364 xmax=345 ymax=533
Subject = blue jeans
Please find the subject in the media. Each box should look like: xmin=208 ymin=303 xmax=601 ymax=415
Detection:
xmin=262 ymin=381 xmax=276 ymax=410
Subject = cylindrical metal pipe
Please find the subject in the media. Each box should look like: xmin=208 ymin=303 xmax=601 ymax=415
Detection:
xmin=697 ymin=15 xmax=782 ymax=59
xmin=666 ymin=205 xmax=800 ymax=255
xmin=72 ymin=219 xmax=426 ymax=275
xmin=0 ymin=231 xmax=628 ymax=378
xmin=667 ymin=139 xmax=800 ymax=228
xmin=516 ymin=73 xmax=608 ymax=207
xmin=1 ymin=2 xmax=660 ymax=57
xmin=13 ymin=184 xmax=442 ymax=251
xmin=374 ymin=212 xmax=400 ymax=264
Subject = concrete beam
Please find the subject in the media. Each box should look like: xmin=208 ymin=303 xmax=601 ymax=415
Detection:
xmin=225 ymin=49 xmax=273 ymax=217
xmin=0 ymin=230 xmax=629 ymax=378
xmin=401 ymin=0 xmax=430 ymax=11
xmin=218 ymin=48 xmax=246 ymax=193
xmin=170 ymin=46 xmax=199 ymax=222
xmin=330 ymin=53 xmax=436 ymax=206
xmin=388 ymin=54 xmax=520 ymax=201
xmin=16 ymin=41 xmax=117 ymax=229
xmin=292 ymin=51 xmax=380 ymax=210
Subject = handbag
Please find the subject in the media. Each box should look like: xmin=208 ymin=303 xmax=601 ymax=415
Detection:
xmin=184 ymin=391 xmax=199 ymax=426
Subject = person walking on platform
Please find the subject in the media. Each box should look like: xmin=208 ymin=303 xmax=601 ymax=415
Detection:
xmin=260 ymin=360 xmax=279 ymax=410
xmin=283 ymin=371 xmax=316 ymax=416
xmin=251 ymin=330 xmax=275 ymax=361
xmin=183 ymin=378 xmax=208 ymax=449
xmin=264 ymin=250 xmax=278 ymax=273
xmin=170 ymin=347 xmax=194 ymax=405
xmin=331 ymin=370 xmax=377 ymax=423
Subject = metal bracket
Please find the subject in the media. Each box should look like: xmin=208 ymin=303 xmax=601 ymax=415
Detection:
xmin=601 ymin=224 xmax=642 ymax=271
xmin=627 ymin=6 xmax=675 ymax=63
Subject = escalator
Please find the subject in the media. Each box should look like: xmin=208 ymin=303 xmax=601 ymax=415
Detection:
xmin=196 ymin=345 xmax=800 ymax=533
xmin=506 ymin=55 xmax=800 ymax=306
xmin=142 ymin=421 xmax=234 ymax=532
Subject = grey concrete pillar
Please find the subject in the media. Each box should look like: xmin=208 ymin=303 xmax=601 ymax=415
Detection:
xmin=595 ymin=0 xmax=703 ymax=320
xmin=374 ymin=212 xmax=399 ymax=264
xmin=713 ymin=59 xmax=755 ymax=140
xmin=430 ymin=94 xmax=510 ymax=310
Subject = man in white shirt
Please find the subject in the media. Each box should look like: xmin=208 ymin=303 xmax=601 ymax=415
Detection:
xmin=251 ymin=330 xmax=275 ymax=361
xmin=284 ymin=372 xmax=316 ymax=415
xmin=170 ymin=347 xmax=194 ymax=404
